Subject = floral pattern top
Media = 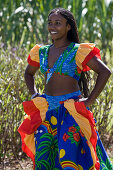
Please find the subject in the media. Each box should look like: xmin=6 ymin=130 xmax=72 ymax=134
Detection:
xmin=27 ymin=42 xmax=101 ymax=81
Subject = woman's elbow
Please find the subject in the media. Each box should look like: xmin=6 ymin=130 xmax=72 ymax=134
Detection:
xmin=104 ymin=67 xmax=111 ymax=79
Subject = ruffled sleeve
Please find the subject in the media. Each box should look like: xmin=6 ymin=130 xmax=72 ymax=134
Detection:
xmin=76 ymin=43 xmax=101 ymax=72
xmin=27 ymin=44 xmax=41 ymax=67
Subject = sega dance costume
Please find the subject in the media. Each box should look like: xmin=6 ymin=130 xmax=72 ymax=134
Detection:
xmin=18 ymin=43 xmax=113 ymax=170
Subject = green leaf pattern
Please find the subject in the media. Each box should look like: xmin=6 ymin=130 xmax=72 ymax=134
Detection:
xmin=35 ymin=133 xmax=58 ymax=170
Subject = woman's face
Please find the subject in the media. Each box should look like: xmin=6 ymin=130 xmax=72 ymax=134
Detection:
xmin=48 ymin=12 xmax=71 ymax=41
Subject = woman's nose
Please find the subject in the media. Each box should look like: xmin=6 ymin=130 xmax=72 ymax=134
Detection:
xmin=48 ymin=23 xmax=56 ymax=29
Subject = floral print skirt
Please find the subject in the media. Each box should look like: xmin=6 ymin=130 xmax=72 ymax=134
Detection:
xmin=18 ymin=91 xmax=113 ymax=170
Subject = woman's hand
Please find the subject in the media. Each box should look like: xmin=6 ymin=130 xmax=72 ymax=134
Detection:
xmin=31 ymin=92 xmax=40 ymax=99
xmin=77 ymin=98 xmax=92 ymax=107
xmin=74 ymin=97 xmax=89 ymax=107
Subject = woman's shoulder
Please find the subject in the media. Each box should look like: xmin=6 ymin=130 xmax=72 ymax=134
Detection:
xmin=39 ymin=44 xmax=50 ymax=50
xmin=74 ymin=42 xmax=96 ymax=49
xmin=27 ymin=44 xmax=50 ymax=67
xmin=75 ymin=42 xmax=101 ymax=71
xmin=30 ymin=44 xmax=42 ymax=52
xmin=74 ymin=42 xmax=100 ymax=57
xmin=30 ymin=44 xmax=50 ymax=52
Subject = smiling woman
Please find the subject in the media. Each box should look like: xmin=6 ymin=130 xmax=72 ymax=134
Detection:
xmin=18 ymin=8 xmax=113 ymax=170
xmin=48 ymin=13 xmax=71 ymax=43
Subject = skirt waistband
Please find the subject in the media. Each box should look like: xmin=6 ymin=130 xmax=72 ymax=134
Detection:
xmin=45 ymin=90 xmax=81 ymax=110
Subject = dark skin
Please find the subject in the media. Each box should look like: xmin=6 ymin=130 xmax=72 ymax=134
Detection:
xmin=25 ymin=13 xmax=111 ymax=107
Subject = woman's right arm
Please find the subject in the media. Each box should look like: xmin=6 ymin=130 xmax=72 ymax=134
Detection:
xmin=24 ymin=64 xmax=39 ymax=96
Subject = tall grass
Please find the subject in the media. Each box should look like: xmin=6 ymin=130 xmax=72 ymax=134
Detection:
xmin=0 ymin=42 xmax=44 ymax=164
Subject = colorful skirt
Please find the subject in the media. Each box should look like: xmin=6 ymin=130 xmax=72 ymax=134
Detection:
xmin=18 ymin=91 xmax=113 ymax=170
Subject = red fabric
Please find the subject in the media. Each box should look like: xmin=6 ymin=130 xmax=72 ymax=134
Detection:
xmin=18 ymin=112 xmax=42 ymax=135
xmin=23 ymin=100 xmax=38 ymax=115
xmin=74 ymin=101 xmax=100 ymax=169
xmin=18 ymin=100 xmax=43 ymax=170
xmin=82 ymin=47 xmax=101 ymax=72
xmin=27 ymin=54 xmax=40 ymax=67
xmin=18 ymin=101 xmax=42 ymax=134
xmin=18 ymin=130 xmax=35 ymax=169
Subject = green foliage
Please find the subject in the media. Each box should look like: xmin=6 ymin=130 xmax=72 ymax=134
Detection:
xmin=1 ymin=0 xmax=113 ymax=60
xmin=0 ymin=42 xmax=44 ymax=163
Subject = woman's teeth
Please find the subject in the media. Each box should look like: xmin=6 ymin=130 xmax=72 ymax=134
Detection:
xmin=51 ymin=32 xmax=57 ymax=34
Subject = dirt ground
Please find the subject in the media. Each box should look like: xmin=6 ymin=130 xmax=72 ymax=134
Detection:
xmin=0 ymin=151 xmax=113 ymax=170
xmin=0 ymin=158 xmax=33 ymax=170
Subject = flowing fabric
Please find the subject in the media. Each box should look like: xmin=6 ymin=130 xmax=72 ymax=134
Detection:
xmin=18 ymin=92 xmax=113 ymax=170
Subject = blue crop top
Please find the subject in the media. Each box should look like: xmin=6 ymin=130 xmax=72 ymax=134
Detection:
xmin=27 ymin=42 xmax=101 ymax=83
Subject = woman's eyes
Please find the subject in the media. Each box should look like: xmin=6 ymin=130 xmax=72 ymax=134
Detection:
xmin=48 ymin=21 xmax=51 ymax=25
xmin=48 ymin=21 xmax=61 ymax=26
xmin=56 ymin=21 xmax=61 ymax=25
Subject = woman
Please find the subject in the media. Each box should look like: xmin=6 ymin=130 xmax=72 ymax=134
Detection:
xmin=18 ymin=8 xmax=113 ymax=170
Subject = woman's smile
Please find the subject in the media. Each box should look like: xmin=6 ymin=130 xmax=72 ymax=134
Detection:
xmin=50 ymin=31 xmax=58 ymax=35
xmin=50 ymin=31 xmax=58 ymax=34
xmin=48 ymin=13 xmax=71 ymax=41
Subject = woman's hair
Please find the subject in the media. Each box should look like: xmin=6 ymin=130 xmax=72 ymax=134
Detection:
xmin=48 ymin=8 xmax=89 ymax=97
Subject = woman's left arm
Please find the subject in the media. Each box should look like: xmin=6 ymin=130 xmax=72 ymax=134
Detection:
xmin=83 ymin=56 xmax=111 ymax=107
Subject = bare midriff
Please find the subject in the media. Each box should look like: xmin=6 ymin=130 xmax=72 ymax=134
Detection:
xmin=45 ymin=73 xmax=80 ymax=96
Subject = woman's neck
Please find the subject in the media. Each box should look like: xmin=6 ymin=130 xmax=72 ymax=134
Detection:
xmin=53 ymin=39 xmax=71 ymax=48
